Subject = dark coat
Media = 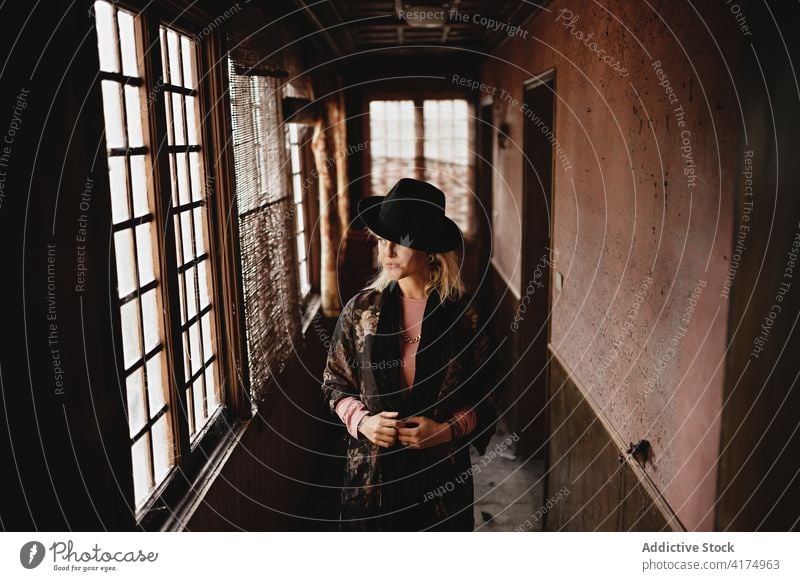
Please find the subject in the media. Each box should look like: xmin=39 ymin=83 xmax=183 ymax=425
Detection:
xmin=321 ymin=281 xmax=499 ymax=531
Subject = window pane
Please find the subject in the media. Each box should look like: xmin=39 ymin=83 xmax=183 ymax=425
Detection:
xmin=146 ymin=351 xmax=167 ymax=416
xmin=126 ymin=368 xmax=146 ymax=438
xmin=94 ymin=1 xmax=119 ymax=73
xmin=205 ymin=360 xmax=219 ymax=409
xmin=124 ymin=85 xmax=143 ymax=147
xmin=192 ymin=374 xmax=205 ymax=434
xmin=172 ymin=214 xmax=184 ymax=266
xmin=299 ymin=262 xmax=309 ymax=297
xmin=292 ymin=173 xmax=303 ymax=204
xmin=369 ymin=100 xmax=416 ymax=198
xmin=189 ymin=322 xmax=202 ymax=375
xmin=120 ymin=297 xmax=142 ymax=369
xmin=296 ymin=232 xmax=306 ymax=262
xmin=129 ymin=155 xmax=149 ymax=218
xmin=182 ymin=330 xmax=191 ymax=383
xmin=151 ymin=414 xmax=173 ymax=484
xmin=422 ymin=99 xmax=471 ymax=234
xmin=117 ymin=9 xmax=138 ymax=77
xmin=131 ymin=433 xmax=152 ymax=506
xmin=184 ymin=265 xmax=197 ymax=319
xmin=193 ymin=206 xmax=207 ymax=255
xmin=176 ymin=152 xmax=189 ymax=205
xmin=171 ymin=93 xmax=185 ymax=145
xmin=114 ymin=228 xmax=136 ymax=297
xmin=159 ymin=27 xmax=170 ymax=84
xmin=201 ymin=311 xmax=214 ymax=361
xmin=107 ymin=156 xmax=130 ymax=224
xmin=164 ymin=78 xmax=174 ymax=145
xmin=185 ymin=386 xmax=194 ymax=434
xmin=140 ymin=287 xmax=160 ymax=352
xmin=168 ymin=153 xmax=178 ymax=207
xmin=101 ymin=81 xmax=124 ymax=149
xmin=189 ymin=151 xmax=202 ymax=201
xmin=180 ymin=210 xmax=194 ymax=263
xmin=166 ymin=29 xmax=182 ymax=87
xmin=198 ymin=259 xmax=210 ymax=308
xmin=180 ymin=35 xmax=195 ymax=90
xmin=135 ymin=222 xmax=155 ymax=287
xmin=186 ymin=96 xmax=198 ymax=145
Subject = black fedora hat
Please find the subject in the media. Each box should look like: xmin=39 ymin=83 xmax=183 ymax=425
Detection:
xmin=357 ymin=178 xmax=463 ymax=253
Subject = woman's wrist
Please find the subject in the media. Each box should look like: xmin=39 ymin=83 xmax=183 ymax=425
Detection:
xmin=445 ymin=408 xmax=476 ymax=442
xmin=445 ymin=417 xmax=458 ymax=442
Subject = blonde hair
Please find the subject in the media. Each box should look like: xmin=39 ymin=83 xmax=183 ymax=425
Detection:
xmin=362 ymin=228 xmax=467 ymax=302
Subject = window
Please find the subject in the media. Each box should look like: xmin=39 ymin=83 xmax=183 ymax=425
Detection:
xmin=368 ymin=98 xmax=472 ymax=235
xmin=94 ymin=0 xmax=225 ymax=516
xmin=423 ymin=99 xmax=471 ymax=234
xmin=368 ymin=100 xmax=416 ymax=204
xmin=287 ymin=123 xmax=311 ymax=299
xmin=228 ymin=64 xmax=302 ymax=404
xmin=159 ymin=25 xmax=222 ymax=438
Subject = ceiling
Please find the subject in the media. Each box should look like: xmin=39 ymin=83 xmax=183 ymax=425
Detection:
xmin=285 ymin=0 xmax=546 ymax=57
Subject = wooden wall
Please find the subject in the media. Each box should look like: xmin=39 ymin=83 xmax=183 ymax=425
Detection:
xmin=547 ymin=350 xmax=681 ymax=531
xmin=185 ymin=311 xmax=344 ymax=530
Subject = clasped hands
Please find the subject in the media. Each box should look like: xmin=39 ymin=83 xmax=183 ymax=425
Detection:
xmin=357 ymin=411 xmax=452 ymax=449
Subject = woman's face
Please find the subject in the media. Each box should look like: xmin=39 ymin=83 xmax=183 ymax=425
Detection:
xmin=376 ymin=235 xmax=428 ymax=280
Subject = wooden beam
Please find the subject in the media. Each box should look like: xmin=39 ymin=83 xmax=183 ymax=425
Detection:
xmin=441 ymin=0 xmax=461 ymax=43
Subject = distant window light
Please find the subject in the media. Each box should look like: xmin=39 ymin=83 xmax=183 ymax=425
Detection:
xmin=369 ymin=100 xmax=417 ymax=201
xmin=368 ymin=98 xmax=472 ymax=235
xmin=423 ymin=99 xmax=471 ymax=234
xmin=287 ymin=123 xmax=311 ymax=299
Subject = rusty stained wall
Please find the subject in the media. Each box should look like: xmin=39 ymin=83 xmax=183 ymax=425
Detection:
xmin=482 ymin=0 xmax=745 ymax=530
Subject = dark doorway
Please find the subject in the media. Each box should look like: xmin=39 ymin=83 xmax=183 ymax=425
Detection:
xmin=515 ymin=71 xmax=556 ymax=461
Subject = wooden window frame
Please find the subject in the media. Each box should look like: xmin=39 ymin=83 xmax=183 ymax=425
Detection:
xmin=363 ymin=91 xmax=476 ymax=240
xmin=286 ymin=123 xmax=321 ymax=319
xmin=299 ymin=130 xmax=322 ymax=318
xmin=95 ymin=0 xmax=250 ymax=530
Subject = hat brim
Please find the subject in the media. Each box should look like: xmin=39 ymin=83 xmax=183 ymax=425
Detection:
xmin=357 ymin=195 xmax=463 ymax=253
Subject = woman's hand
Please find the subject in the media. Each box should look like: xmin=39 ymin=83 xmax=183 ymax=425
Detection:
xmin=358 ymin=411 xmax=401 ymax=448
xmin=397 ymin=416 xmax=452 ymax=449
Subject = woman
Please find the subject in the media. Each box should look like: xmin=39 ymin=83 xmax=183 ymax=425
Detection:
xmin=321 ymin=177 xmax=500 ymax=531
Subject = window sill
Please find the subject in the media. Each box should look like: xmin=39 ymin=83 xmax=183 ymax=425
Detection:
xmin=157 ymin=416 xmax=250 ymax=531
xmin=300 ymin=293 xmax=322 ymax=335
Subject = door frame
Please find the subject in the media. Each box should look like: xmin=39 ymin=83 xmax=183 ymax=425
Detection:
xmin=518 ymin=68 xmax=557 ymax=459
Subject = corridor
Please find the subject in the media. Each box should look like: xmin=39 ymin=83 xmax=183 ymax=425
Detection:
xmin=0 ymin=0 xmax=798 ymax=534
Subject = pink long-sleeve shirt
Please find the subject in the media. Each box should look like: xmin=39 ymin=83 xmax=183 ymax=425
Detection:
xmin=335 ymin=294 xmax=476 ymax=439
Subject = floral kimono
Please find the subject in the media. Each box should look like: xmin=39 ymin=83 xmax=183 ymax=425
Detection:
xmin=321 ymin=281 xmax=499 ymax=531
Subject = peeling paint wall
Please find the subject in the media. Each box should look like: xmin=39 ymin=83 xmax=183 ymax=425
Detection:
xmin=482 ymin=0 xmax=744 ymax=530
